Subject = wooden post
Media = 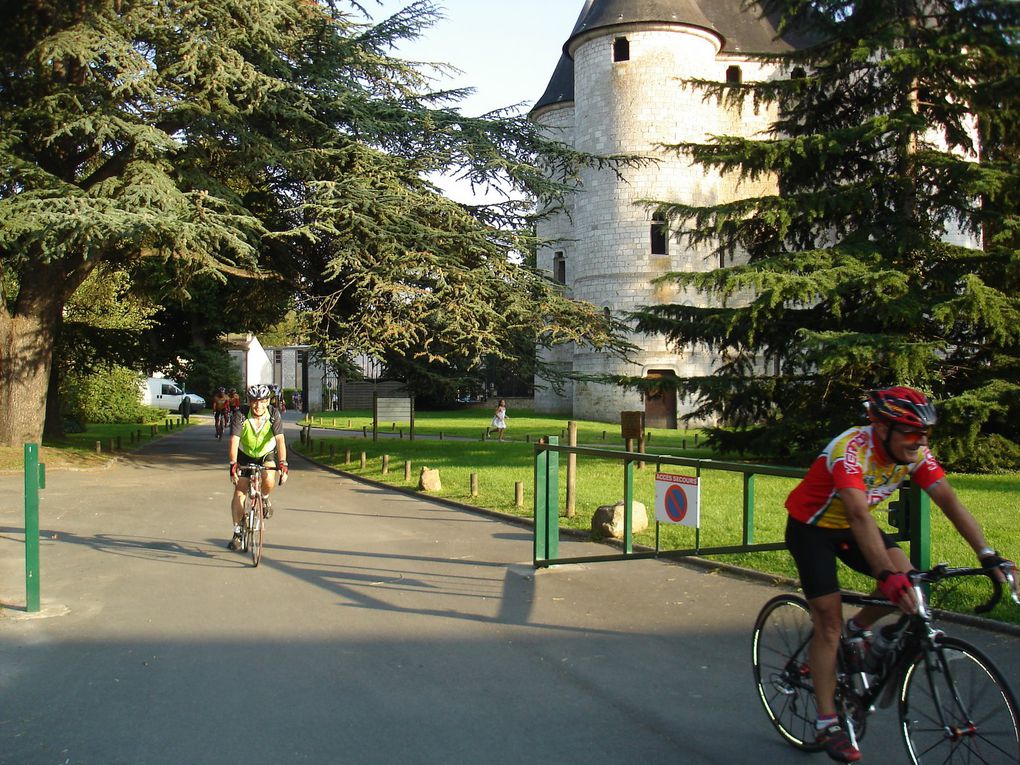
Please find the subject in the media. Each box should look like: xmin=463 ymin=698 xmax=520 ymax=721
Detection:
xmin=329 ymin=444 xmax=335 ymax=460
xmin=95 ymin=441 xmax=101 ymax=454
xmin=515 ymin=481 xmax=523 ymax=508
xmin=566 ymin=421 xmax=577 ymax=518
xmin=344 ymin=448 xmax=351 ymax=465
xmin=382 ymin=454 xmax=389 ymax=475
xmin=404 ymin=461 xmax=411 ymax=481
xmin=108 ymin=439 xmax=115 ymax=453
xmin=360 ymin=452 xmax=366 ymax=469
xmin=470 ymin=472 xmax=478 ymax=497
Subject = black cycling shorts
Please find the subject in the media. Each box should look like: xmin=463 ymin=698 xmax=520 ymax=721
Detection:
xmin=236 ymin=451 xmax=276 ymax=468
xmin=785 ymin=516 xmax=900 ymax=600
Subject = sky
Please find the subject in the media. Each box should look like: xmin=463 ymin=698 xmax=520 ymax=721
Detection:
xmin=364 ymin=0 xmax=585 ymax=200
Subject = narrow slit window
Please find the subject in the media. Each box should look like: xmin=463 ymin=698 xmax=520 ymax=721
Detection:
xmin=613 ymin=37 xmax=630 ymax=62
xmin=726 ymin=65 xmax=742 ymax=84
xmin=553 ymin=251 xmax=566 ymax=284
xmin=650 ymin=218 xmax=667 ymax=255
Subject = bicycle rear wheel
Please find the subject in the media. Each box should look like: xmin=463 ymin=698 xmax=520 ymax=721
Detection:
xmin=249 ymin=493 xmax=264 ymax=567
xmin=899 ymin=635 xmax=1020 ymax=764
xmin=751 ymin=594 xmax=822 ymax=751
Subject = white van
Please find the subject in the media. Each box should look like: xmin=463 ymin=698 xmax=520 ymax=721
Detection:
xmin=140 ymin=377 xmax=206 ymax=413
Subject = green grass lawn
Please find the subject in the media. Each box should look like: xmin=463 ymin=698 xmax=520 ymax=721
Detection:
xmin=0 ymin=416 xmax=194 ymax=472
xmin=297 ymin=410 xmax=1020 ymax=625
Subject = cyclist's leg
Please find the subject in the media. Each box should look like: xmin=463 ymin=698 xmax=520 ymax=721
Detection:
xmin=844 ymin=535 xmax=907 ymax=628
xmin=807 ymin=593 xmax=843 ymax=717
xmin=785 ymin=520 xmax=846 ymax=719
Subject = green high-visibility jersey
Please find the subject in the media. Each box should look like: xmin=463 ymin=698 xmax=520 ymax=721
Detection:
xmin=232 ymin=407 xmax=283 ymax=458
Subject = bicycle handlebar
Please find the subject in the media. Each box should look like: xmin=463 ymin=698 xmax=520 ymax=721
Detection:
xmin=910 ymin=562 xmax=1020 ymax=614
xmin=237 ymin=464 xmax=281 ymax=476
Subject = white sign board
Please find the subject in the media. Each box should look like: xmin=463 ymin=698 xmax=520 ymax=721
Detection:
xmin=655 ymin=472 xmax=700 ymax=527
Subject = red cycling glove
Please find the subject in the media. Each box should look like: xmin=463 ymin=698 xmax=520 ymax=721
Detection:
xmin=877 ymin=570 xmax=912 ymax=604
xmin=279 ymin=461 xmax=289 ymax=476
xmin=229 ymin=461 xmax=239 ymax=480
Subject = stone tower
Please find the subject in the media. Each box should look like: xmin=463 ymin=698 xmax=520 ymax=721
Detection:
xmin=530 ymin=0 xmax=811 ymax=427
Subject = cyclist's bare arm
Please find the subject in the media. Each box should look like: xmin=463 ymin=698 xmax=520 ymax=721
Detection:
xmin=838 ymin=486 xmax=918 ymax=612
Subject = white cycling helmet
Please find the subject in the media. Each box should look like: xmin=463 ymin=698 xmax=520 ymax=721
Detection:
xmin=247 ymin=384 xmax=272 ymax=401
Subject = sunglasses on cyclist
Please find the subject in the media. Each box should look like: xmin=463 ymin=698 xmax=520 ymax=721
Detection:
xmin=893 ymin=426 xmax=933 ymax=443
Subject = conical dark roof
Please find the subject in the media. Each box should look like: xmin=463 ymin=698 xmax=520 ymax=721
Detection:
xmin=566 ymin=0 xmax=816 ymax=55
xmin=533 ymin=54 xmax=575 ymax=113
xmin=532 ymin=0 xmax=819 ymax=115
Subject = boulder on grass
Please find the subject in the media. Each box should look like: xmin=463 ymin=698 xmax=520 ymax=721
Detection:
xmin=419 ymin=467 xmax=442 ymax=492
xmin=591 ymin=500 xmax=648 ymax=540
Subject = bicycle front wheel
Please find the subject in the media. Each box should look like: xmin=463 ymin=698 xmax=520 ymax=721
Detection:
xmin=752 ymin=594 xmax=822 ymax=751
xmin=249 ymin=494 xmax=264 ymax=567
xmin=899 ymin=635 xmax=1020 ymax=764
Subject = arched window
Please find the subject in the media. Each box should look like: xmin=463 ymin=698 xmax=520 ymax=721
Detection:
xmin=791 ymin=67 xmax=806 ymax=80
xmin=613 ymin=37 xmax=630 ymax=62
xmin=726 ymin=65 xmax=742 ymax=84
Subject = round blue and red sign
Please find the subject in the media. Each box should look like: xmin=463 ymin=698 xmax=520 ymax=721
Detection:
xmin=664 ymin=484 xmax=688 ymax=523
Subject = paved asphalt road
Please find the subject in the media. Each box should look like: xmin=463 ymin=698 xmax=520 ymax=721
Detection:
xmin=1 ymin=416 xmax=1018 ymax=765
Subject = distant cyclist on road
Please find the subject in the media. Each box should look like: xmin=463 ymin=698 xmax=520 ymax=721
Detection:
xmin=784 ymin=386 xmax=1014 ymax=763
xmin=227 ymin=388 xmax=241 ymax=414
xmin=211 ymin=387 xmax=230 ymax=439
xmin=226 ymin=384 xmax=288 ymax=551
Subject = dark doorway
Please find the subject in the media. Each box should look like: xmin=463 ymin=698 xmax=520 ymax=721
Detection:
xmin=643 ymin=370 xmax=678 ymax=429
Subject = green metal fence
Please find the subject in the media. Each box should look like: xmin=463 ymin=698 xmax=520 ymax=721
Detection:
xmin=533 ymin=439 xmax=931 ymax=571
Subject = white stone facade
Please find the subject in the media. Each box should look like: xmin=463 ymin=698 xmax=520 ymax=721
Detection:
xmin=532 ymin=19 xmax=781 ymax=425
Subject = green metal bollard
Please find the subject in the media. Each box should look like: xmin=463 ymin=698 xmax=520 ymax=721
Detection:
xmin=24 ymin=444 xmax=45 ymax=613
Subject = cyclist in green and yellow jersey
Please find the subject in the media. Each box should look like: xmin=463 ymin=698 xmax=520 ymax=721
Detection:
xmin=226 ymin=384 xmax=289 ymax=551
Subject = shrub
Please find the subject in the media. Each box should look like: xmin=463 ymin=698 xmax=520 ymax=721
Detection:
xmin=63 ymin=366 xmax=158 ymax=423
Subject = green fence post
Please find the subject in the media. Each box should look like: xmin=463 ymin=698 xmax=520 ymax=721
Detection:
xmin=24 ymin=443 xmax=44 ymax=612
xmin=907 ymin=481 xmax=931 ymax=572
xmin=623 ymin=457 xmax=634 ymax=555
xmin=534 ymin=442 xmax=548 ymax=565
xmin=533 ymin=436 xmax=560 ymax=565
xmin=742 ymin=473 xmax=756 ymax=546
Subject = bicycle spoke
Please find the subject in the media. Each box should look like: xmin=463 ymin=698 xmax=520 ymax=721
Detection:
xmin=752 ymin=595 xmax=822 ymax=751
xmin=900 ymin=638 xmax=1020 ymax=765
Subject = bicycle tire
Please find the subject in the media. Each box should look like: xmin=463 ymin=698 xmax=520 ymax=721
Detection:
xmin=899 ymin=635 xmax=1020 ymax=765
xmin=249 ymin=492 xmax=264 ymax=567
xmin=751 ymin=594 xmax=823 ymax=751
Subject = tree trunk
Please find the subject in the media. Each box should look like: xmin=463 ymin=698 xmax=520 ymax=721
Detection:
xmin=43 ymin=355 xmax=66 ymax=441
xmin=0 ymin=298 xmax=62 ymax=447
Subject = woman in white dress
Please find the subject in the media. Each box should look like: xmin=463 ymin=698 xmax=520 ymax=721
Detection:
xmin=488 ymin=399 xmax=508 ymax=441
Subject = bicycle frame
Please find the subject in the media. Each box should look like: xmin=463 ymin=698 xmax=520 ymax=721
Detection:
xmin=237 ymin=464 xmax=274 ymax=566
xmin=755 ymin=562 xmax=1019 ymax=761
xmin=834 ymin=565 xmax=1019 ymax=754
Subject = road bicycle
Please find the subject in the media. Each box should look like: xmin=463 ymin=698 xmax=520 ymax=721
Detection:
xmin=237 ymin=464 xmax=275 ymax=567
xmin=752 ymin=563 xmax=1020 ymax=764
xmin=214 ymin=408 xmax=228 ymax=439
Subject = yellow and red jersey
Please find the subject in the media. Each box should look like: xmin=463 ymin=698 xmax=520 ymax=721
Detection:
xmin=786 ymin=425 xmax=944 ymax=529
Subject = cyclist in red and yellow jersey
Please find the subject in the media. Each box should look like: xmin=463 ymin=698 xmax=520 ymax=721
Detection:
xmin=784 ymin=386 xmax=1014 ymax=763
xmin=227 ymin=388 xmax=241 ymax=414
xmin=210 ymin=387 xmax=230 ymax=439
